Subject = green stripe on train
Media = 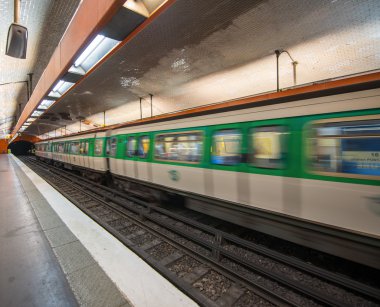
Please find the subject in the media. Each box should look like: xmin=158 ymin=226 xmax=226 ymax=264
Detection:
xmin=41 ymin=108 xmax=380 ymax=186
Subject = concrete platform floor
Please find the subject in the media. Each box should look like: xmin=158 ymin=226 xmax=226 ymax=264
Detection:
xmin=0 ymin=155 xmax=78 ymax=306
xmin=4 ymin=155 xmax=197 ymax=307
xmin=0 ymin=155 xmax=130 ymax=307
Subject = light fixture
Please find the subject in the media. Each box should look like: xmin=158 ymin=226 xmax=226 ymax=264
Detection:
xmin=53 ymin=80 xmax=64 ymax=92
xmin=37 ymin=99 xmax=55 ymax=110
xmin=69 ymin=34 xmax=119 ymax=75
xmin=75 ymin=35 xmax=105 ymax=67
xmin=26 ymin=117 xmax=36 ymax=123
xmin=31 ymin=110 xmax=43 ymax=117
xmin=49 ymin=80 xmax=75 ymax=97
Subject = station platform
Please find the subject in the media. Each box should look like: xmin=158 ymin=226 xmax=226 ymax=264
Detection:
xmin=0 ymin=155 xmax=196 ymax=307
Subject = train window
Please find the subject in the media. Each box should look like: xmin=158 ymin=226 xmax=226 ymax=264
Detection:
xmin=58 ymin=143 xmax=64 ymax=153
xmin=211 ymin=129 xmax=242 ymax=166
xmin=71 ymin=142 xmax=80 ymax=154
xmin=138 ymin=136 xmax=150 ymax=158
xmin=308 ymin=117 xmax=380 ymax=178
xmin=80 ymin=141 xmax=89 ymax=155
xmin=250 ymin=126 xmax=287 ymax=169
xmin=126 ymin=136 xmax=137 ymax=157
xmin=110 ymin=137 xmax=117 ymax=157
xmin=155 ymin=132 xmax=202 ymax=163
xmin=95 ymin=139 xmax=103 ymax=156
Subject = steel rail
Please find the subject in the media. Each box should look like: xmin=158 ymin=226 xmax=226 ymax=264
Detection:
xmin=23 ymin=157 xmax=380 ymax=306
xmin=33 ymin=159 xmax=380 ymax=301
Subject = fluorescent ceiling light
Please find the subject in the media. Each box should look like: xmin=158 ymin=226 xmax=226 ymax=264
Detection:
xmin=31 ymin=110 xmax=43 ymax=117
xmin=71 ymin=34 xmax=119 ymax=74
xmin=75 ymin=35 xmax=105 ymax=67
xmin=48 ymin=90 xmax=61 ymax=98
xmin=53 ymin=80 xmax=65 ymax=92
xmin=26 ymin=117 xmax=36 ymax=123
xmin=49 ymin=80 xmax=75 ymax=97
xmin=38 ymin=99 xmax=55 ymax=110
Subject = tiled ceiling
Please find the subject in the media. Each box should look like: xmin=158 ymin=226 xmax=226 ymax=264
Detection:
xmin=0 ymin=0 xmax=80 ymax=138
xmin=15 ymin=0 xmax=380 ymax=137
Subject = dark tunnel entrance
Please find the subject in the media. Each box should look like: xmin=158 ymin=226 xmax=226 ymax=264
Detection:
xmin=8 ymin=141 xmax=34 ymax=156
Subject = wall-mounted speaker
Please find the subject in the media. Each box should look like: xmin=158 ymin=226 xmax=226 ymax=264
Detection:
xmin=6 ymin=23 xmax=28 ymax=59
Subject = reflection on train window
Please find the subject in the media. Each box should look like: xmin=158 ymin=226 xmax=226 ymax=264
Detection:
xmin=110 ymin=137 xmax=117 ymax=157
xmin=211 ymin=129 xmax=242 ymax=165
xmin=126 ymin=136 xmax=137 ymax=157
xmin=70 ymin=142 xmax=80 ymax=154
xmin=250 ymin=126 xmax=287 ymax=169
xmin=58 ymin=143 xmax=64 ymax=153
xmin=138 ymin=136 xmax=150 ymax=158
xmin=81 ymin=141 xmax=89 ymax=155
xmin=95 ymin=139 xmax=103 ymax=156
xmin=155 ymin=132 xmax=202 ymax=163
xmin=309 ymin=118 xmax=380 ymax=177
xmin=80 ymin=142 xmax=85 ymax=155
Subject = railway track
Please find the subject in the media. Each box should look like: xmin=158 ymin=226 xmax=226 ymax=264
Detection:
xmin=21 ymin=156 xmax=380 ymax=307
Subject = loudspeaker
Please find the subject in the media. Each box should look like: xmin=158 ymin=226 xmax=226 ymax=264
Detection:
xmin=6 ymin=23 xmax=28 ymax=59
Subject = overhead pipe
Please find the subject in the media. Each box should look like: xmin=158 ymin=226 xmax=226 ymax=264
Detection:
xmin=275 ymin=49 xmax=298 ymax=92
xmin=149 ymin=93 xmax=153 ymax=117
xmin=27 ymin=73 xmax=33 ymax=95
xmin=14 ymin=0 xmax=20 ymax=24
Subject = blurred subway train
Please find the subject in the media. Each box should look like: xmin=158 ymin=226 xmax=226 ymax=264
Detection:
xmin=35 ymin=87 xmax=380 ymax=268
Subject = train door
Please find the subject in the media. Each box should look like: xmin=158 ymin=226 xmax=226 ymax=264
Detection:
xmin=88 ymin=138 xmax=94 ymax=170
xmin=115 ymin=135 xmax=127 ymax=177
xmin=208 ymin=123 xmax=246 ymax=203
xmin=64 ymin=142 xmax=69 ymax=164
xmin=135 ymin=133 xmax=151 ymax=182
xmin=151 ymin=129 xmax=205 ymax=195
xmin=125 ymin=134 xmax=137 ymax=179
xmin=108 ymin=136 xmax=119 ymax=175
xmin=71 ymin=141 xmax=80 ymax=166
xmin=246 ymin=118 xmax=292 ymax=214
xmin=79 ymin=141 xmax=84 ymax=167
xmin=93 ymin=136 xmax=106 ymax=172
xmin=83 ymin=140 xmax=90 ymax=168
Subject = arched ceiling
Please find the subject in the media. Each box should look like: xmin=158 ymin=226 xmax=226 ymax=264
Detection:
xmin=6 ymin=0 xmax=380 ymax=138
xmin=0 ymin=0 xmax=80 ymax=138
